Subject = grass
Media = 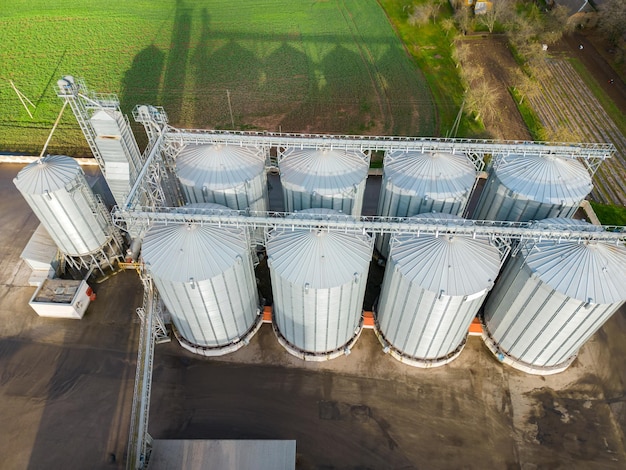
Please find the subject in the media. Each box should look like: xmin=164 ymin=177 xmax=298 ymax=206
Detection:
xmin=509 ymin=88 xmax=546 ymax=141
xmin=590 ymin=201 xmax=626 ymax=226
xmin=0 ymin=0 xmax=436 ymax=156
xmin=377 ymin=0 xmax=484 ymax=138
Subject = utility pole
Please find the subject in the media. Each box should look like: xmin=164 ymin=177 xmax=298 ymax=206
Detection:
xmin=226 ymin=89 xmax=235 ymax=129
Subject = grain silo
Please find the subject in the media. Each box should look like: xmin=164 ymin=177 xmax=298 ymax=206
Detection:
xmin=472 ymin=154 xmax=592 ymax=222
xmin=375 ymin=213 xmax=501 ymax=367
xmin=13 ymin=155 xmax=122 ymax=270
xmin=376 ymin=150 xmax=476 ymax=258
xmin=278 ymin=148 xmax=369 ymax=216
xmin=175 ymin=143 xmax=269 ymax=212
xmin=482 ymin=218 xmax=626 ymax=375
xmin=266 ymin=209 xmax=373 ymax=360
xmin=141 ymin=203 xmax=261 ymax=356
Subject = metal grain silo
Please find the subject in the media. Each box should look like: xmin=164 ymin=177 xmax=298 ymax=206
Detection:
xmin=267 ymin=209 xmax=373 ymax=360
xmin=473 ymin=154 xmax=592 ymax=222
xmin=175 ymin=143 xmax=269 ymax=212
xmin=141 ymin=203 xmax=261 ymax=356
xmin=482 ymin=218 xmax=626 ymax=375
xmin=375 ymin=213 xmax=501 ymax=367
xmin=278 ymin=148 xmax=369 ymax=216
xmin=376 ymin=150 xmax=476 ymax=258
xmin=13 ymin=155 xmax=118 ymax=258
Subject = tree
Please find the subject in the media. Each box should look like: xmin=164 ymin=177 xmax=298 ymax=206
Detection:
xmin=511 ymin=68 xmax=541 ymax=105
xmin=476 ymin=0 xmax=514 ymax=34
xmin=465 ymin=80 xmax=502 ymax=123
xmin=408 ymin=1 xmax=441 ymax=26
xmin=454 ymin=6 xmax=473 ymax=35
xmin=441 ymin=17 xmax=457 ymax=38
xmin=597 ymin=0 xmax=626 ymax=46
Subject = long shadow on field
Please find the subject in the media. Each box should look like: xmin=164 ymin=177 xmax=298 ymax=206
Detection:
xmin=119 ymin=45 xmax=165 ymax=150
xmin=120 ymin=45 xmax=165 ymax=117
xmin=192 ymin=8 xmax=212 ymax=128
xmin=161 ymin=0 xmax=192 ymax=125
xmin=319 ymin=45 xmax=379 ymax=134
xmin=202 ymin=41 xmax=261 ymax=129
xmin=375 ymin=42 xmax=436 ymax=137
xmin=262 ymin=42 xmax=314 ymax=133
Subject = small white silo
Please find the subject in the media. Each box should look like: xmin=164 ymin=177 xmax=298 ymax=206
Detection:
xmin=473 ymin=154 xmax=592 ymax=222
xmin=89 ymin=109 xmax=143 ymax=207
xmin=175 ymin=143 xmax=269 ymax=212
xmin=278 ymin=148 xmax=369 ymax=216
xmin=376 ymin=150 xmax=476 ymax=258
xmin=375 ymin=213 xmax=501 ymax=367
xmin=266 ymin=209 xmax=373 ymax=360
xmin=13 ymin=155 xmax=117 ymax=257
xmin=482 ymin=218 xmax=626 ymax=375
xmin=141 ymin=203 xmax=261 ymax=356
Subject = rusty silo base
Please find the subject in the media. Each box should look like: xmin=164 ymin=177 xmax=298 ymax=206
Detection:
xmin=480 ymin=327 xmax=576 ymax=376
xmin=373 ymin=327 xmax=466 ymax=368
xmin=173 ymin=313 xmax=263 ymax=357
xmin=271 ymin=319 xmax=364 ymax=362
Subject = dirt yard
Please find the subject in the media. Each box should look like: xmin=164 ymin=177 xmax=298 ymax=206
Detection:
xmin=457 ymin=35 xmax=532 ymax=141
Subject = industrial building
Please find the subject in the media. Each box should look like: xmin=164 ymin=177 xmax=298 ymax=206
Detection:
xmin=8 ymin=75 xmax=623 ymax=469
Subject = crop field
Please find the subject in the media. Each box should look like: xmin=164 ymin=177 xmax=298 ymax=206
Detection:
xmin=0 ymin=0 xmax=436 ymax=155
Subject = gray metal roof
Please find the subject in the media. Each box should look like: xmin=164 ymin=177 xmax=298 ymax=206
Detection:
xmin=384 ymin=150 xmax=476 ymax=198
xmin=267 ymin=209 xmax=372 ymax=288
xmin=390 ymin=214 xmax=501 ymax=296
xmin=148 ymin=440 xmax=296 ymax=470
xmin=495 ymin=154 xmax=592 ymax=204
xmin=279 ymin=148 xmax=368 ymax=195
xmin=176 ymin=144 xmax=265 ymax=190
xmin=142 ymin=205 xmax=248 ymax=282
xmin=522 ymin=219 xmax=626 ymax=304
xmin=13 ymin=155 xmax=80 ymax=194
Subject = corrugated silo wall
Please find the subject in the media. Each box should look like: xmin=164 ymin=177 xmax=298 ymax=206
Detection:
xmin=283 ymin=179 xmax=366 ymax=216
xmin=375 ymin=178 xmax=467 ymax=257
xmin=376 ymin=257 xmax=487 ymax=361
xmin=22 ymin=175 xmax=110 ymax=256
xmin=270 ymin=268 xmax=368 ymax=355
xmin=483 ymin=253 xmax=622 ymax=368
xmin=154 ymin=256 xmax=259 ymax=348
xmin=472 ymin=173 xmax=579 ymax=222
xmin=181 ymin=170 xmax=268 ymax=212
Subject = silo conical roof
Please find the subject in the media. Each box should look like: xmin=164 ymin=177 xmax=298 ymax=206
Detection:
xmin=14 ymin=155 xmax=80 ymax=194
xmin=391 ymin=214 xmax=500 ymax=296
xmin=268 ymin=209 xmax=371 ymax=288
xmin=384 ymin=151 xmax=475 ymax=198
xmin=522 ymin=219 xmax=626 ymax=304
xmin=279 ymin=148 xmax=368 ymax=195
xmin=142 ymin=221 xmax=248 ymax=283
xmin=495 ymin=154 xmax=592 ymax=204
xmin=176 ymin=144 xmax=265 ymax=190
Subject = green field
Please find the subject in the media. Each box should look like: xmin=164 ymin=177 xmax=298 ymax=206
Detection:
xmin=0 ymin=0 xmax=437 ymax=156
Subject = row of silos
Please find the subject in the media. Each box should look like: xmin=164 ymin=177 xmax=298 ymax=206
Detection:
xmin=138 ymin=196 xmax=626 ymax=373
xmin=172 ymin=143 xmax=594 ymax=258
